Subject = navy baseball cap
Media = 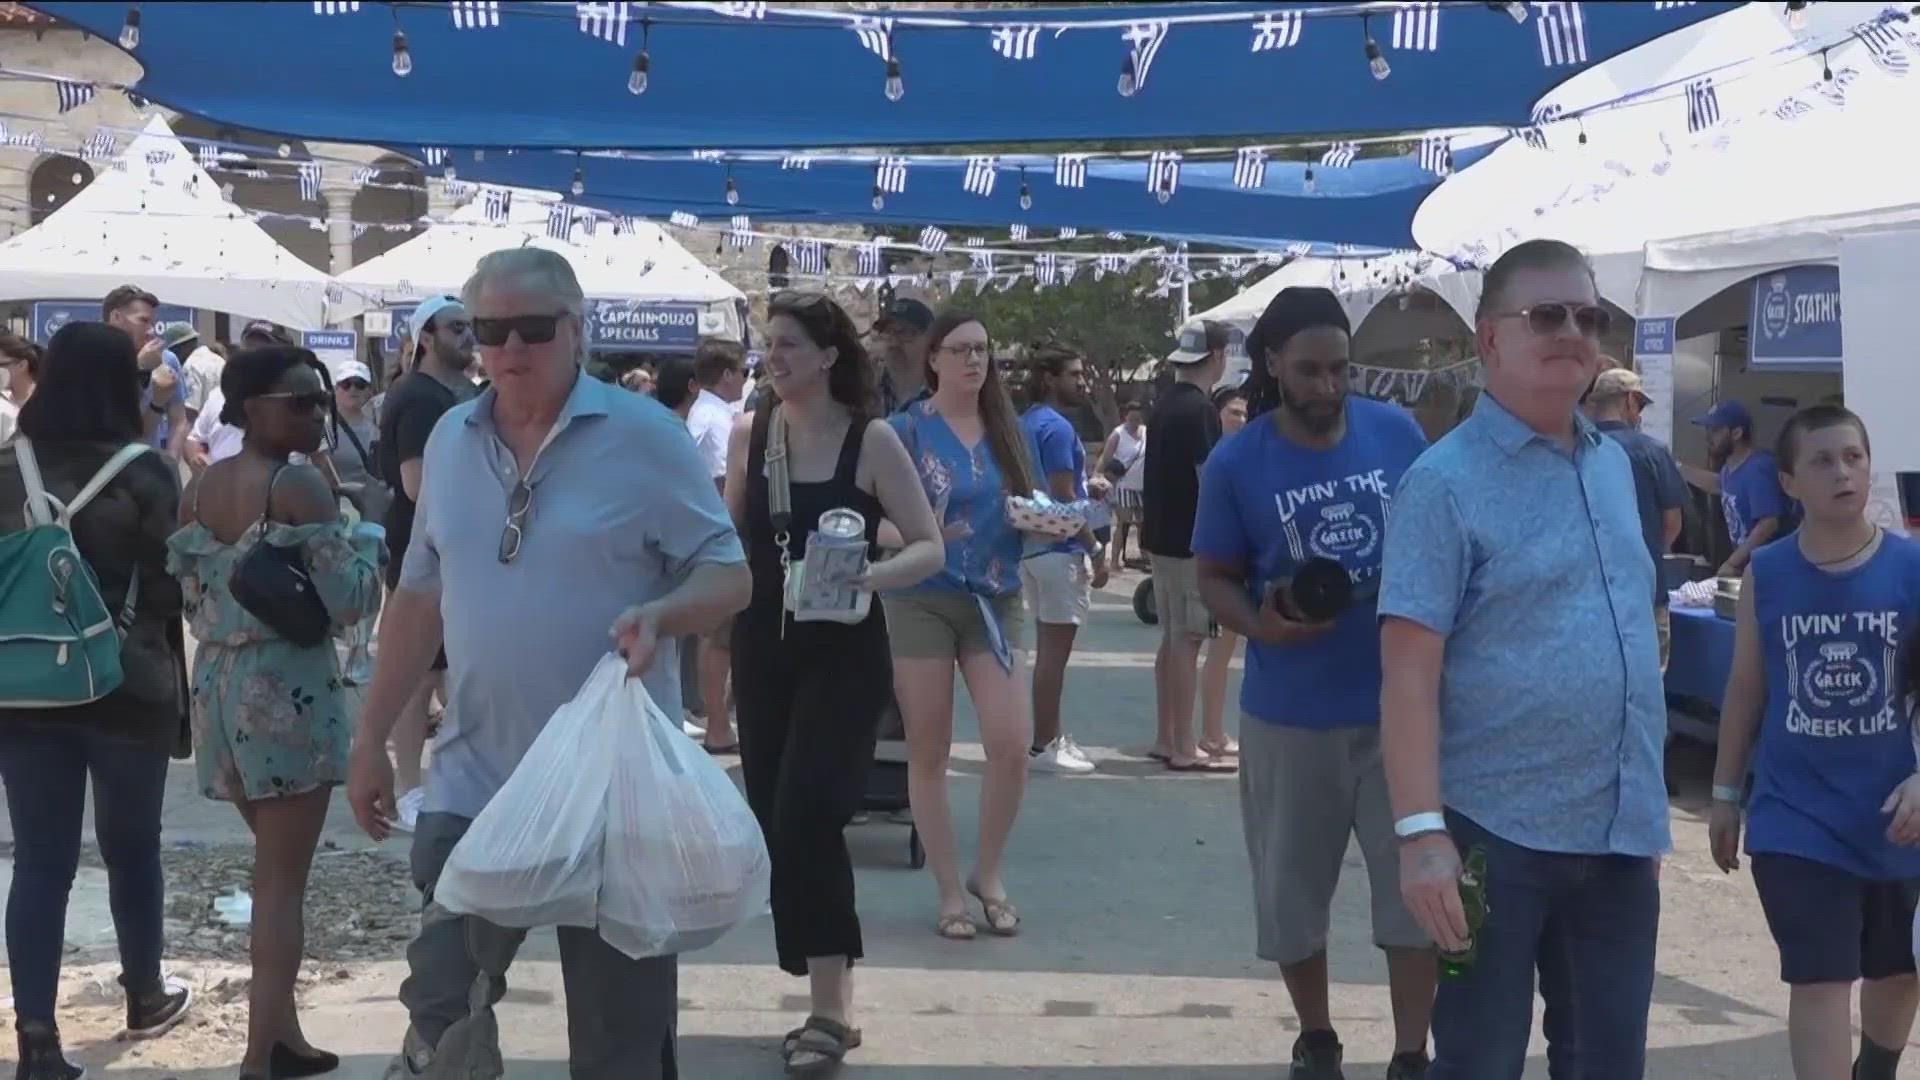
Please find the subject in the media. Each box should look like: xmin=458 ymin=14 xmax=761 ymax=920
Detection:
xmin=1692 ymin=400 xmax=1753 ymax=430
xmin=873 ymin=297 xmax=933 ymax=333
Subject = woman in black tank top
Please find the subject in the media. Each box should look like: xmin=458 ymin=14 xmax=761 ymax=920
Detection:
xmin=722 ymin=294 xmax=943 ymax=1074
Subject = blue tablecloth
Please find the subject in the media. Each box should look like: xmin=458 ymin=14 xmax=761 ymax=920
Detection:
xmin=1666 ymin=605 xmax=1735 ymax=713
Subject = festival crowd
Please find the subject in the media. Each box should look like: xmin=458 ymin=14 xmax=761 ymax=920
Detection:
xmin=1 ymin=238 xmax=1917 ymax=1080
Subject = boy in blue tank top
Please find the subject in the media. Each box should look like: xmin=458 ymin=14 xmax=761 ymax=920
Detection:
xmin=1708 ymin=404 xmax=1920 ymax=1080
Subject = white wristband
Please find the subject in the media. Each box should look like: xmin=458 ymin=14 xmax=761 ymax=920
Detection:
xmin=1394 ymin=811 xmax=1448 ymax=838
xmin=1711 ymin=784 xmax=1744 ymax=804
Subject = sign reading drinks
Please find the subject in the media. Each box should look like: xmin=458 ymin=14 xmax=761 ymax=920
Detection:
xmin=1749 ymin=265 xmax=1841 ymax=369
xmin=586 ymin=301 xmax=699 ymax=352
xmin=31 ymin=300 xmax=194 ymax=344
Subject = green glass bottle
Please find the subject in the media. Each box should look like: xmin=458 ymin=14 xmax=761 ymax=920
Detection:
xmin=1438 ymin=845 xmax=1489 ymax=980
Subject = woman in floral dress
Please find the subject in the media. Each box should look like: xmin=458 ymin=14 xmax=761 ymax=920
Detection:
xmin=167 ymin=344 xmax=384 ymax=1080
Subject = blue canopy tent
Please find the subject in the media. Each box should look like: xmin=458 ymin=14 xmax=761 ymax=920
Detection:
xmin=420 ymin=143 xmax=1499 ymax=251
xmin=34 ymin=1 xmax=1738 ymax=150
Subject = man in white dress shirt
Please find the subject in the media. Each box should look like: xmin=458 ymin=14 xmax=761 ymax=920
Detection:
xmin=681 ymin=338 xmax=747 ymax=753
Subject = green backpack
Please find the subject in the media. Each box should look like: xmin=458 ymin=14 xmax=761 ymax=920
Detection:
xmin=0 ymin=439 xmax=151 ymax=708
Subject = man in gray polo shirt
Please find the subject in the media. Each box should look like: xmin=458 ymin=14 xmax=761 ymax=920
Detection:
xmin=349 ymin=248 xmax=749 ymax=1080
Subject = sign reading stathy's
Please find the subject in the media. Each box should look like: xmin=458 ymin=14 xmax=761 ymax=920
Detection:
xmin=586 ymin=300 xmax=700 ymax=352
xmin=32 ymin=300 xmax=194 ymax=344
xmin=1749 ymin=264 xmax=1841 ymax=369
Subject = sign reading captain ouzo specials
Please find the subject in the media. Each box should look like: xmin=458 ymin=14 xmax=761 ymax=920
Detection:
xmin=1749 ymin=265 xmax=1841 ymax=370
xmin=586 ymin=301 xmax=699 ymax=352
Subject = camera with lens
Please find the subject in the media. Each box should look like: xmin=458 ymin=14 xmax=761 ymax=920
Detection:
xmin=1268 ymin=557 xmax=1353 ymax=623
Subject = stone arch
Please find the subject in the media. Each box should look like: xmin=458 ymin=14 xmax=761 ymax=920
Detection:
xmin=767 ymin=245 xmax=790 ymax=291
xmin=348 ymin=153 xmax=427 ymax=265
xmin=28 ymin=154 xmax=93 ymax=225
xmin=166 ymin=118 xmax=329 ymax=273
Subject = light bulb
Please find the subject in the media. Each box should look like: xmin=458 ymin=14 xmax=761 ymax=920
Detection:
xmin=1785 ymin=1 xmax=1810 ymax=31
xmin=1577 ymin=126 xmax=1588 ymax=146
xmin=1495 ymin=1 xmax=1527 ymax=23
xmin=391 ymin=30 xmax=413 ymax=77
xmin=629 ymin=51 xmax=650 ymax=95
xmin=725 ymin=178 xmax=739 ymax=206
xmin=1366 ymin=40 xmax=1390 ymax=80
xmin=871 ymin=189 xmax=885 ymax=211
xmin=1155 ymin=184 xmax=1171 ymax=205
xmin=443 ymin=164 xmax=456 ymax=180
xmin=884 ymin=57 xmax=904 ymax=102
xmin=570 ymin=167 xmax=585 ymax=196
xmin=118 ymin=7 xmax=141 ymax=49
xmin=277 ymin=141 xmax=292 ymax=158
xmin=1303 ymin=166 xmax=1316 ymax=194
xmin=1019 ymin=183 xmax=1032 ymax=211
xmin=1117 ymin=57 xmax=1138 ymax=97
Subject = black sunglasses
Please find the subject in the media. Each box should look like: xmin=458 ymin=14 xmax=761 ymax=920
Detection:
xmin=337 ymin=378 xmax=370 ymax=390
xmin=472 ymin=313 xmax=567 ymax=347
xmin=257 ymin=390 xmax=331 ymax=413
xmin=1495 ymin=303 xmax=1612 ymax=338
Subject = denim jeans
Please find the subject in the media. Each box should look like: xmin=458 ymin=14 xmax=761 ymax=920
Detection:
xmin=1431 ymin=811 xmax=1660 ymax=1080
xmin=0 ymin=727 xmax=171 ymax=1021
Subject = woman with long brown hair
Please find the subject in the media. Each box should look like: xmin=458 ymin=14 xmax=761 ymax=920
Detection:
xmin=884 ymin=310 xmax=1040 ymax=940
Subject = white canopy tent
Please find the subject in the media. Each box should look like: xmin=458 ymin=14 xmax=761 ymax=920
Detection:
xmin=329 ymin=186 xmax=745 ymax=339
xmin=1640 ymin=203 xmax=1920 ymax=320
xmin=0 ymin=115 xmax=333 ymax=327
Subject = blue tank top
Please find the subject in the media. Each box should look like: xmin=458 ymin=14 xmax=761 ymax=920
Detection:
xmin=1748 ymin=531 xmax=1920 ymax=880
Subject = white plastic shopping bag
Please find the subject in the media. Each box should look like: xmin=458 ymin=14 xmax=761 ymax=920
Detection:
xmin=597 ymin=656 xmax=771 ymax=959
xmin=431 ymin=661 xmax=624 ymax=930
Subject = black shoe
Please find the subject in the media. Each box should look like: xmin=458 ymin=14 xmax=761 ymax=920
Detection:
xmin=1386 ymin=1050 xmax=1431 ymax=1079
xmin=123 ymin=976 xmax=192 ymax=1040
xmin=1290 ymin=1029 xmax=1345 ymax=1080
xmin=14 ymin=1024 xmax=84 ymax=1080
xmin=271 ymin=1043 xmax=341 ymax=1078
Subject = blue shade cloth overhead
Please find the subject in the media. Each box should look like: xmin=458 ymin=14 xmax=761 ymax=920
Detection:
xmin=420 ymin=144 xmax=1496 ymax=251
xmin=32 ymin=1 xmax=1739 ymax=150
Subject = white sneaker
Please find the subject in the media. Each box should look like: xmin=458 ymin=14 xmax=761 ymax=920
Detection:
xmin=393 ymin=787 xmax=425 ymax=835
xmin=1029 ymin=736 xmax=1096 ymax=774
xmin=382 ymin=1027 xmax=433 ymax=1078
xmin=683 ymin=712 xmax=707 ymax=739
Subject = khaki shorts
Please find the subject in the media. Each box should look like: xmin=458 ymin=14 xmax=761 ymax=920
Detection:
xmin=1019 ymin=551 xmax=1092 ymax=626
xmin=1150 ymin=554 xmax=1213 ymax=644
xmin=885 ymin=592 xmax=1024 ymax=660
xmin=1656 ymin=604 xmax=1671 ymax=674
xmin=1239 ymin=719 xmax=1428 ymax=965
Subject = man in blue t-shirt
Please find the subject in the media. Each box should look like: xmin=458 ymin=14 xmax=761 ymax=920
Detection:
xmin=102 ymin=284 xmax=187 ymax=455
xmin=1190 ymin=288 xmax=1434 ymax=1080
xmin=1586 ymin=368 xmax=1687 ymax=669
xmin=1020 ymin=345 xmax=1108 ymax=775
xmin=1684 ymin=399 xmax=1792 ymax=577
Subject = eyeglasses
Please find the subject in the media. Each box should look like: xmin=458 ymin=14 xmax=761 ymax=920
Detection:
xmin=436 ymin=319 xmax=472 ymax=336
xmin=938 ymin=343 xmax=991 ymax=361
xmin=337 ymin=378 xmax=370 ymax=390
xmin=1493 ymin=303 xmax=1612 ymax=338
xmin=498 ymin=478 xmax=534 ymax=564
xmin=472 ymin=313 xmax=567 ymax=347
xmin=256 ymin=391 xmax=331 ymax=413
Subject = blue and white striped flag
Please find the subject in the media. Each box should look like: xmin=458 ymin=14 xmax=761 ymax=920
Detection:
xmin=298 ymin=161 xmax=323 ymax=201
xmin=197 ymin=143 xmax=220 ymax=171
xmin=1057 ymin=227 xmax=1078 ymax=239
xmin=716 ymin=2 xmax=767 ymax=18
xmin=789 ymin=240 xmax=826 ymax=275
xmin=1857 ymin=20 xmax=1910 ymax=77
xmin=991 ymin=24 xmax=1040 ymax=60
xmin=875 ymin=156 xmax=909 ymax=194
xmin=1010 ymin=223 xmax=1030 ymax=241
xmin=963 ymin=156 xmax=997 ymax=197
xmin=483 ymin=186 xmax=512 ymax=222
xmin=1285 ymin=242 xmax=1314 ymax=258
xmin=1533 ymin=2 xmax=1588 ymax=67
xmin=781 ymin=155 xmax=812 ymax=170
xmin=918 ymin=226 xmax=948 ymax=253
xmin=313 ymin=1 xmax=360 ymax=13
xmin=1320 ymin=142 xmax=1359 ymax=168
xmin=1418 ymin=135 xmax=1453 ymax=176
xmin=421 ymin=147 xmax=448 ymax=167
xmin=1122 ymin=21 xmax=1170 ymax=93
xmin=857 ymin=242 xmax=883 ymax=277
xmin=1034 ymin=253 xmax=1059 ymax=286
xmin=550 ymin=203 xmax=578 ymax=239
xmin=852 ymin=17 xmax=893 ymax=60
xmin=352 ymin=165 xmax=378 ymax=187
xmin=1685 ymin=77 xmax=1720 ymax=132
xmin=577 ymin=1 xmax=631 ymax=45
xmin=1054 ymin=154 xmax=1088 ymax=188
xmin=450 ymin=1 xmax=499 ymax=28
xmin=726 ymin=218 xmax=754 ymax=248
xmin=55 ymin=81 xmax=95 ymax=113
xmin=1147 ymin=150 xmax=1181 ymax=198
xmin=668 ymin=210 xmax=699 ymax=229
xmin=1250 ymin=10 xmax=1303 ymax=51
xmin=1392 ymin=3 xmax=1441 ymax=51
xmin=965 ymin=236 xmax=986 ymax=247
xmin=1104 ymin=231 xmax=1127 ymax=241
xmin=970 ymin=249 xmax=995 ymax=274
xmin=1232 ymin=147 xmax=1268 ymax=189
xmin=1519 ymin=101 xmax=1562 ymax=150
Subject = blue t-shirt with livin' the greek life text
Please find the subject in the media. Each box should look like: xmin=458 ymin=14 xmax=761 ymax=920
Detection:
xmin=1747 ymin=531 xmax=1920 ymax=880
xmin=1190 ymin=397 xmax=1428 ymax=728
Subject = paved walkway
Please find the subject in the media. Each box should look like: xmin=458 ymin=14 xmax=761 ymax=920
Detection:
xmin=0 ymin=570 xmax=1852 ymax=1076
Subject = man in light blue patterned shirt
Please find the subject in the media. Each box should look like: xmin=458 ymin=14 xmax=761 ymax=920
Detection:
xmin=1377 ymin=240 xmax=1669 ymax=1080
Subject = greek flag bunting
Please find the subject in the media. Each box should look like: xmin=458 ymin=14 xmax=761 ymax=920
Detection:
xmin=1418 ymin=135 xmax=1453 ymax=176
xmin=577 ymin=2 xmax=631 ymax=46
xmin=853 ymin=17 xmax=893 ymax=61
xmin=1285 ymin=242 xmax=1314 ymax=258
xmin=875 ymin=156 xmax=909 ymax=195
xmin=352 ymin=166 xmax=378 ymax=187
xmin=483 ymin=187 xmax=512 ymax=222
xmin=1035 ymin=254 xmax=1059 ymax=286
xmin=726 ymin=214 xmax=753 ymax=248
xmin=1519 ymin=101 xmax=1562 ymax=150
xmin=1533 ymin=2 xmax=1589 ymax=67
xmin=1009 ymin=223 xmax=1029 ymax=241
xmin=550 ymin=203 xmax=577 ymax=239
xmin=857 ymin=243 xmax=883 ymax=277
xmin=1059 ymin=259 xmax=1079 ymax=286
xmin=422 ymin=147 xmax=448 ymax=167
xmin=1232 ymin=147 xmax=1268 ymax=189
xmin=1685 ymin=77 xmax=1720 ymax=133
xmin=450 ymin=1 xmax=499 ymax=28
xmin=991 ymin=24 xmax=1040 ymax=60
xmin=963 ymin=156 xmax=998 ymax=197
xmin=668 ymin=210 xmax=699 ymax=228
xmin=197 ymin=143 xmax=220 ymax=170
xmin=790 ymin=240 xmax=826 ymax=275
xmin=1250 ymin=10 xmax=1302 ymax=51
xmin=1147 ymin=150 xmax=1181 ymax=197
xmin=1857 ymin=20 xmax=1910 ymax=77
xmin=313 ymin=1 xmax=360 ymax=12
xmin=1105 ymin=231 xmax=1127 ymax=240
xmin=715 ymin=1 xmax=767 ymax=17
xmin=1392 ymin=3 xmax=1441 ymax=51
xmin=1320 ymin=142 xmax=1359 ymax=168
xmin=55 ymin=81 xmax=95 ymax=113
xmin=1054 ymin=154 xmax=1088 ymax=188
xmin=918 ymin=226 xmax=948 ymax=253
xmin=81 ymin=131 xmax=116 ymax=161
xmin=298 ymin=161 xmax=323 ymax=201
xmin=1123 ymin=22 xmax=1170 ymax=92
xmin=1057 ymin=227 xmax=1078 ymax=239
xmin=970 ymin=250 xmax=994 ymax=273
xmin=1652 ymin=1 xmax=1696 ymax=8
xmin=965 ymin=236 xmax=985 ymax=247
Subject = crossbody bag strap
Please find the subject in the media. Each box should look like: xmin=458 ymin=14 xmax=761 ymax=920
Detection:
xmin=765 ymin=403 xmax=793 ymax=539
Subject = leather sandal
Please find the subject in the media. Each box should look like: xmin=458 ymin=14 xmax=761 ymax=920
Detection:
xmin=783 ymin=1015 xmax=861 ymax=1076
xmin=966 ymin=879 xmax=1021 ymax=936
xmin=935 ymin=910 xmax=977 ymax=940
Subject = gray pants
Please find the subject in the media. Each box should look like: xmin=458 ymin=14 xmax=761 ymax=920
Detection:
xmin=401 ymin=813 xmax=679 ymax=1080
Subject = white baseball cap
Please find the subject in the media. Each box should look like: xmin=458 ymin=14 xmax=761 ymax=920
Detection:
xmin=333 ymin=359 xmax=373 ymax=385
